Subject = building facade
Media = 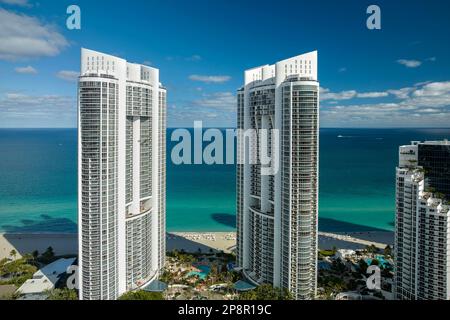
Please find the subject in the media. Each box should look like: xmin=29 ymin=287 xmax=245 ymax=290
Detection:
xmin=394 ymin=141 xmax=450 ymax=300
xmin=236 ymin=51 xmax=319 ymax=299
xmin=78 ymin=48 xmax=166 ymax=300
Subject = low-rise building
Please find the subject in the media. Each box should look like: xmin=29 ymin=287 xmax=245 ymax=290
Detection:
xmin=16 ymin=258 xmax=76 ymax=297
xmin=335 ymin=249 xmax=356 ymax=261
xmin=335 ymin=291 xmax=362 ymax=300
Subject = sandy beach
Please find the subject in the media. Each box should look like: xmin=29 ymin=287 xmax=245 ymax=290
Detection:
xmin=166 ymin=232 xmax=237 ymax=253
xmin=0 ymin=233 xmax=78 ymax=260
xmin=319 ymin=231 xmax=394 ymax=250
xmin=0 ymin=230 xmax=394 ymax=260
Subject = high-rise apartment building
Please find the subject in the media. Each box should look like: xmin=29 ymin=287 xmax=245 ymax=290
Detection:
xmin=236 ymin=51 xmax=319 ymax=299
xmin=394 ymin=140 xmax=450 ymax=300
xmin=78 ymin=48 xmax=166 ymax=300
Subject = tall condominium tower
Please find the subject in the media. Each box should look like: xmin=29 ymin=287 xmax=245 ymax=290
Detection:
xmin=78 ymin=49 xmax=166 ymax=300
xmin=394 ymin=141 xmax=450 ymax=300
xmin=236 ymin=51 xmax=319 ymax=299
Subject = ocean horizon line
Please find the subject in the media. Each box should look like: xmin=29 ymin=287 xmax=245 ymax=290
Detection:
xmin=1 ymin=127 xmax=450 ymax=130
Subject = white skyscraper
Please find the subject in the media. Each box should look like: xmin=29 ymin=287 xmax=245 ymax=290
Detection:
xmin=78 ymin=48 xmax=166 ymax=300
xmin=394 ymin=141 xmax=450 ymax=300
xmin=236 ymin=51 xmax=319 ymax=299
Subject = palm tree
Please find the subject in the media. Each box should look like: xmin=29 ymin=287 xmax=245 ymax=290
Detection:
xmin=384 ymin=245 xmax=392 ymax=257
xmin=22 ymin=253 xmax=33 ymax=262
xmin=41 ymin=246 xmax=55 ymax=262
xmin=9 ymin=249 xmax=17 ymax=260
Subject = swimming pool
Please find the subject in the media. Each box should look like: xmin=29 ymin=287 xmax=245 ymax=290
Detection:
xmin=187 ymin=265 xmax=211 ymax=280
xmin=365 ymin=255 xmax=391 ymax=268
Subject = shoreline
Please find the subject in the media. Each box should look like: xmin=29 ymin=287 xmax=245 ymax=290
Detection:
xmin=1 ymin=230 xmax=394 ymax=260
xmin=0 ymin=233 xmax=78 ymax=260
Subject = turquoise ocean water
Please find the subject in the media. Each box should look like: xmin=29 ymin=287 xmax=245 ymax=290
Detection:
xmin=0 ymin=128 xmax=449 ymax=233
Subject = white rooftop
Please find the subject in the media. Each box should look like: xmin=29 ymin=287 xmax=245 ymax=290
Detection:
xmin=408 ymin=140 xmax=450 ymax=146
xmin=17 ymin=257 xmax=76 ymax=295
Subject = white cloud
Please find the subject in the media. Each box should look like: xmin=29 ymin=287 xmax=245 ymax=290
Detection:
xmin=170 ymin=80 xmax=450 ymax=128
xmin=2 ymin=92 xmax=74 ymax=106
xmin=321 ymin=81 xmax=450 ymax=128
xmin=0 ymin=9 xmax=69 ymax=61
xmin=412 ymin=81 xmax=450 ymax=97
xmin=185 ymin=55 xmax=202 ymax=61
xmin=387 ymin=88 xmax=413 ymax=99
xmin=0 ymin=0 xmax=32 ymax=7
xmin=321 ymin=88 xmax=389 ymax=100
xmin=168 ymin=92 xmax=236 ymax=127
xmin=188 ymin=74 xmax=231 ymax=83
xmin=165 ymin=55 xmax=202 ymax=62
xmin=356 ymin=92 xmax=389 ymax=98
xmin=418 ymin=108 xmax=441 ymax=113
xmin=321 ymin=87 xmax=415 ymax=101
xmin=414 ymin=81 xmax=432 ymax=87
xmin=320 ymin=87 xmax=357 ymax=101
xmin=397 ymin=59 xmax=422 ymax=68
xmin=193 ymin=92 xmax=235 ymax=111
xmin=0 ymin=92 xmax=76 ymax=127
xmin=56 ymin=70 xmax=79 ymax=82
xmin=14 ymin=65 xmax=37 ymax=74
xmin=338 ymin=67 xmax=347 ymax=72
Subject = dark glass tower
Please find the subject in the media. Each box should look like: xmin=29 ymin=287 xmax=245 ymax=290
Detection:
xmin=394 ymin=140 xmax=450 ymax=300
xmin=418 ymin=142 xmax=450 ymax=200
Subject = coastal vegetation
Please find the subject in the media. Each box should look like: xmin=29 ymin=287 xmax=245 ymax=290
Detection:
xmin=317 ymin=247 xmax=394 ymax=300
xmin=236 ymin=284 xmax=293 ymax=300
xmin=365 ymin=244 xmax=378 ymax=254
xmin=0 ymin=247 xmax=78 ymax=300
xmin=384 ymin=245 xmax=392 ymax=258
xmin=319 ymin=248 xmax=337 ymax=258
xmin=0 ymin=246 xmax=63 ymax=288
xmin=37 ymin=247 xmax=57 ymax=264
xmin=0 ymin=253 xmax=38 ymax=286
xmin=0 ymin=243 xmax=396 ymax=301
xmin=46 ymin=288 xmax=78 ymax=300
xmin=161 ymin=249 xmax=239 ymax=300
xmin=119 ymin=290 xmax=164 ymax=300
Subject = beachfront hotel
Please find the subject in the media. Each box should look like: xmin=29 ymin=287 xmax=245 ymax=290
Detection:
xmin=394 ymin=141 xmax=450 ymax=300
xmin=236 ymin=51 xmax=319 ymax=299
xmin=78 ymin=49 xmax=166 ymax=300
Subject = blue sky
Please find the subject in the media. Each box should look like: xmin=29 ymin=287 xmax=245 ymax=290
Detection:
xmin=0 ymin=0 xmax=449 ymax=128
